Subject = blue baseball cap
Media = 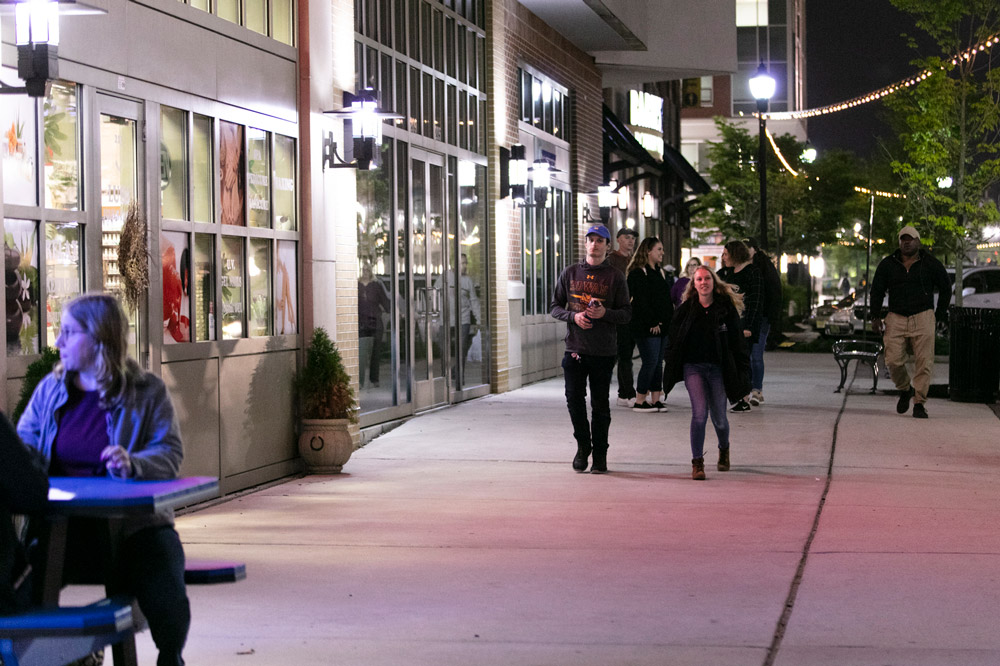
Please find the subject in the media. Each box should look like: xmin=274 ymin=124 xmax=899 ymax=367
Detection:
xmin=586 ymin=224 xmax=611 ymax=241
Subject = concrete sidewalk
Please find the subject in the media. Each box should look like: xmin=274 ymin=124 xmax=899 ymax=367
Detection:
xmin=90 ymin=352 xmax=1000 ymax=665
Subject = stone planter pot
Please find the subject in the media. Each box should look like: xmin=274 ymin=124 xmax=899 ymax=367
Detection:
xmin=298 ymin=418 xmax=354 ymax=473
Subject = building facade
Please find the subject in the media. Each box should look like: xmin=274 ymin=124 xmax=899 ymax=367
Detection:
xmin=1 ymin=0 xmax=734 ymax=494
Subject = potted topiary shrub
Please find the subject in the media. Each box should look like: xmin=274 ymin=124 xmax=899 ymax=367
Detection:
xmin=295 ymin=327 xmax=358 ymax=473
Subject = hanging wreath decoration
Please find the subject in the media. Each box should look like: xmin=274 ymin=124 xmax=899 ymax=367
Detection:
xmin=119 ymin=199 xmax=149 ymax=313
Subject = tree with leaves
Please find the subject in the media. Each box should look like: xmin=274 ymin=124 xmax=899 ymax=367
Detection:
xmin=885 ymin=0 xmax=1000 ymax=305
xmin=691 ymin=118 xmax=863 ymax=258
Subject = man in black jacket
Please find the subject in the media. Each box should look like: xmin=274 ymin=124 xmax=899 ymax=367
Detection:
xmin=870 ymin=225 xmax=951 ymax=418
xmin=0 ymin=411 xmax=49 ymax=614
xmin=744 ymin=237 xmax=782 ymax=404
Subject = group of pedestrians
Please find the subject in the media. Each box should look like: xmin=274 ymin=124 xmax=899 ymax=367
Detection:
xmin=551 ymin=225 xmax=764 ymax=480
xmin=551 ymin=221 xmax=952 ymax=481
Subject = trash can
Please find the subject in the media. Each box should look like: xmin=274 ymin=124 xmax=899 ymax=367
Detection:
xmin=949 ymin=306 xmax=1000 ymax=402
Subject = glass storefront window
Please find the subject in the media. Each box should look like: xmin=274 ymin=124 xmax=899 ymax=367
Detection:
xmin=272 ymin=0 xmax=293 ymax=45
xmin=192 ymin=114 xmax=213 ymax=223
xmin=216 ymin=0 xmax=239 ymax=24
xmin=1 ymin=80 xmax=37 ymax=206
xmin=247 ymin=128 xmax=271 ymax=228
xmin=43 ymin=81 xmax=80 ymax=211
xmin=246 ymin=0 xmax=266 ymax=35
xmin=161 ymin=231 xmax=191 ymax=344
xmin=273 ymin=135 xmax=296 ymax=231
xmin=194 ymin=233 xmax=215 ymax=341
xmin=275 ymin=240 xmax=297 ymax=334
xmin=468 ymin=93 xmax=478 ymax=153
xmin=189 ymin=0 xmax=208 ymax=12
xmin=44 ymin=222 xmax=81 ymax=348
xmin=220 ymin=236 xmax=245 ymax=338
xmin=422 ymin=73 xmax=433 ymax=138
xmin=4 ymin=219 xmax=40 ymax=356
xmin=161 ymin=106 xmax=188 ymax=221
xmin=248 ymin=238 xmax=272 ymax=336
xmin=220 ymin=121 xmax=245 ymax=226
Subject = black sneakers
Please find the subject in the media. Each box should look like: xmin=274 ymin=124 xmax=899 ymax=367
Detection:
xmin=913 ymin=403 xmax=928 ymax=419
xmin=896 ymin=386 xmax=914 ymax=414
xmin=730 ymin=400 xmax=751 ymax=413
xmin=633 ymin=401 xmax=656 ymax=413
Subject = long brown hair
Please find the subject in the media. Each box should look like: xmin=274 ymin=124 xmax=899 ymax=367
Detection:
xmin=626 ymin=236 xmax=662 ymax=275
xmin=55 ymin=294 xmax=134 ymax=407
xmin=682 ymin=265 xmax=745 ymax=314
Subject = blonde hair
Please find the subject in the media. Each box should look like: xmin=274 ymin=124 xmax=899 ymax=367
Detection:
xmin=682 ymin=265 xmax=745 ymax=315
xmin=56 ymin=294 xmax=134 ymax=407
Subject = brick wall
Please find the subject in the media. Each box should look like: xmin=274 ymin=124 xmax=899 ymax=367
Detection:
xmin=500 ymin=0 xmax=603 ymax=268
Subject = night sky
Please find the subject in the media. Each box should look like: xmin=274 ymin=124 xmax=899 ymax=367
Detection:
xmin=805 ymin=0 xmax=924 ymax=159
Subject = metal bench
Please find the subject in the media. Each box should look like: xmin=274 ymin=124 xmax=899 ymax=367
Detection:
xmin=833 ymin=339 xmax=884 ymax=393
xmin=0 ymin=597 xmax=136 ymax=666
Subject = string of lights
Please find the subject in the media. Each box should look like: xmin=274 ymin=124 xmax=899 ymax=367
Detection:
xmin=854 ymin=186 xmax=905 ymax=199
xmin=764 ymin=128 xmax=798 ymax=176
xmin=746 ymin=33 xmax=999 ymax=121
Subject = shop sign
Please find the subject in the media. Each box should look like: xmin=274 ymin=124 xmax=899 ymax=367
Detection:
xmin=628 ymin=90 xmax=664 ymax=160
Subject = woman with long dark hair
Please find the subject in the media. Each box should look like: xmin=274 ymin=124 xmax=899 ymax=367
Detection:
xmin=664 ymin=266 xmax=751 ymax=480
xmin=718 ymin=240 xmax=762 ymax=412
xmin=18 ymin=293 xmax=189 ymax=666
xmin=626 ymin=237 xmax=673 ymax=412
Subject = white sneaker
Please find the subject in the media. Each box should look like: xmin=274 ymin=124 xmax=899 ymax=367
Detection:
xmin=617 ymin=397 xmax=635 ymax=407
xmin=753 ymin=389 xmax=764 ymax=404
xmin=749 ymin=390 xmax=762 ymax=407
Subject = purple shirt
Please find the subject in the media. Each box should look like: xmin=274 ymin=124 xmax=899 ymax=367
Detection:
xmin=50 ymin=388 xmax=110 ymax=477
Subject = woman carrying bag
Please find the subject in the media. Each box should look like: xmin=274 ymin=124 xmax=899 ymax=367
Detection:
xmin=664 ymin=265 xmax=751 ymax=480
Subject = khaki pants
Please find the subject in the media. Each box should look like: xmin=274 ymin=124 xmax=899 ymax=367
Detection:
xmin=883 ymin=310 xmax=935 ymax=404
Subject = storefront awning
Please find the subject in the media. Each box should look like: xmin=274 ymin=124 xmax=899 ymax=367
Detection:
xmin=602 ymin=104 xmax=710 ymax=195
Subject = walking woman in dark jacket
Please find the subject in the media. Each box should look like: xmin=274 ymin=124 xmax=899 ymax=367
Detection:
xmin=718 ymin=239 xmax=762 ymax=412
xmin=664 ymin=265 xmax=751 ymax=480
xmin=626 ymin=237 xmax=674 ymax=412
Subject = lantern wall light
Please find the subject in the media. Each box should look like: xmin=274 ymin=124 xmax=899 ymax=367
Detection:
xmin=1 ymin=0 xmax=106 ymax=98
xmin=323 ymin=88 xmax=402 ymax=170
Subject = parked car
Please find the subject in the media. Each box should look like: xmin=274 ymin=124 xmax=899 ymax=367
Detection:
xmin=947 ymin=265 xmax=1000 ymax=309
xmin=825 ymin=303 xmax=875 ymax=337
xmin=810 ymin=295 xmax=854 ymax=334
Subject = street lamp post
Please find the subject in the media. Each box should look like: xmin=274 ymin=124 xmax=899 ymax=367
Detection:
xmin=749 ymin=63 xmax=775 ymax=252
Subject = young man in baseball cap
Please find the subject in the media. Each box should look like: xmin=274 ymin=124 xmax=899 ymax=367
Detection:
xmin=550 ymin=224 xmax=631 ymax=472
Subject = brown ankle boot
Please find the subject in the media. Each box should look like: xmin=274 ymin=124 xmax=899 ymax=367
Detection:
xmin=692 ymin=457 xmax=706 ymax=480
xmin=717 ymin=448 xmax=730 ymax=471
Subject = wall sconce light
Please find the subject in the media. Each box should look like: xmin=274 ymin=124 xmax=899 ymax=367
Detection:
xmin=617 ymin=185 xmax=629 ymax=211
xmin=597 ymin=180 xmax=617 ymax=209
xmin=532 ymin=159 xmax=550 ymax=208
xmin=642 ymin=191 xmax=655 ymax=219
xmin=323 ymin=88 xmax=401 ymax=170
xmin=1 ymin=0 xmax=105 ymax=98
xmin=508 ymin=144 xmax=527 ymax=202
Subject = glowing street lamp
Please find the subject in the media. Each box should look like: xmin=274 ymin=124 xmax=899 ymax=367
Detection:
xmin=749 ymin=62 xmax=776 ymax=251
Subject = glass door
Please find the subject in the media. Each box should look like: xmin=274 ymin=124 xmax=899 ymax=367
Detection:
xmin=97 ymin=96 xmax=146 ymax=366
xmin=411 ymin=149 xmax=448 ymax=409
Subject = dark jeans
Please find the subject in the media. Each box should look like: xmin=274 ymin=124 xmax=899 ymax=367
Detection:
xmin=59 ymin=520 xmax=190 ymax=666
xmin=683 ymin=362 xmax=730 ymax=460
xmin=751 ymin=318 xmax=771 ymax=391
xmin=562 ymin=352 xmax=616 ymax=453
xmin=634 ymin=335 xmax=668 ymax=395
xmin=615 ymin=325 xmax=636 ymax=399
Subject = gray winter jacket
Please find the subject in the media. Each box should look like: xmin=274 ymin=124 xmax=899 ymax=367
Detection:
xmin=17 ymin=361 xmax=184 ymax=535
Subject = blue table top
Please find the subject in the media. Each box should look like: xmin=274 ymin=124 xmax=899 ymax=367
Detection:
xmin=47 ymin=476 xmax=219 ymax=516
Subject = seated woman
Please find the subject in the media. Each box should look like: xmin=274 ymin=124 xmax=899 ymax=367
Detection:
xmin=17 ymin=294 xmax=189 ymax=666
